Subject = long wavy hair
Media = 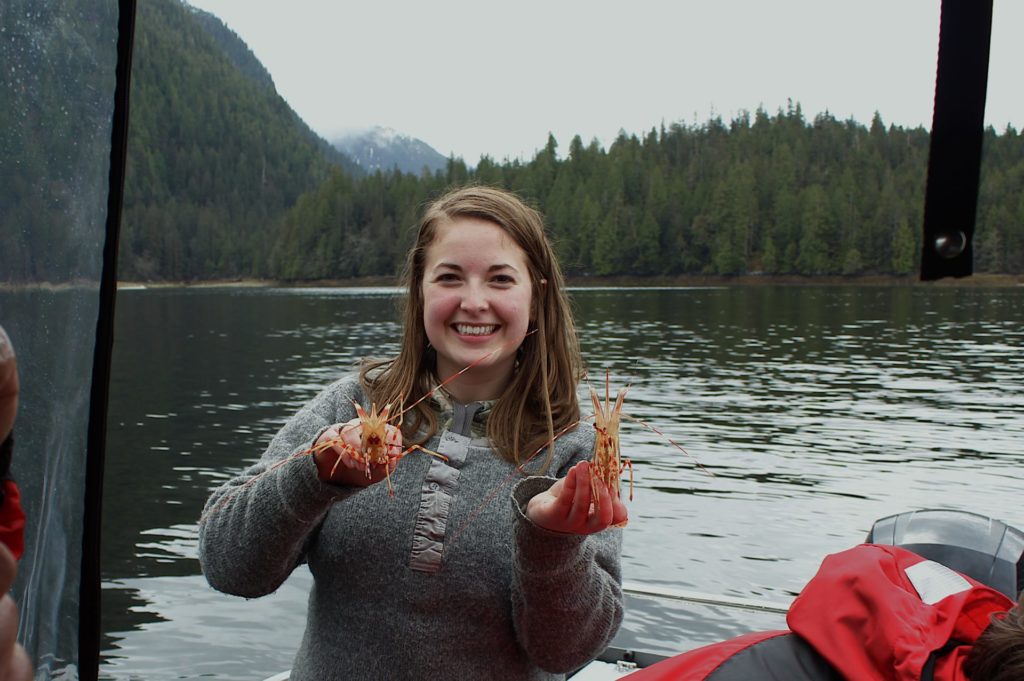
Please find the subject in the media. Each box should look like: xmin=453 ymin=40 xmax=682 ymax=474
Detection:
xmin=359 ymin=185 xmax=582 ymax=472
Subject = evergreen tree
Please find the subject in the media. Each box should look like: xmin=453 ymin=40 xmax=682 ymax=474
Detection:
xmin=890 ymin=216 xmax=916 ymax=274
xmin=796 ymin=185 xmax=831 ymax=274
xmin=633 ymin=211 xmax=662 ymax=275
xmin=761 ymin=233 xmax=778 ymax=273
xmin=592 ymin=205 xmax=623 ymax=276
xmin=842 ymin=248 xmax=864 ymax=276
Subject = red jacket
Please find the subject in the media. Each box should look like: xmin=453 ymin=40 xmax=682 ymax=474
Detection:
xmin=624 ymin=544 xmax=1014 ymax=681
xmin=0 ymin=479 xmax=24 ymax=559
xmin=0 ymin=433 xmax=23 ymax=559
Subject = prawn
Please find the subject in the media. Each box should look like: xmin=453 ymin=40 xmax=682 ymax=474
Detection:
xmin=588 ymin=369 xmax=715 ymax=510
xmin=310 ymin=398 xmax=445 ymax=497
xmin=588 ymin=370 xmax=633 ymax=515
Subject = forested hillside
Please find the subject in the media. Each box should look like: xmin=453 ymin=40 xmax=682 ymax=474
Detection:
xmin=118 ymin=0 xmax=357 ymax=281
xmin=266 ymin=106 xmax=1024 ymax=280
xmin=4 ymin=0 xmax=1021 ymax=285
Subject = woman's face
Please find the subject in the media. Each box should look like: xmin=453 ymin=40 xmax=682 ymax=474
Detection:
xmin=421 ymin=216 xmax=533 ymax=402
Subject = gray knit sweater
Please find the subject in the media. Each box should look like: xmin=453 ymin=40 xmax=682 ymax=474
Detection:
xmin=197 ymin=375 xmax=624 ymax=680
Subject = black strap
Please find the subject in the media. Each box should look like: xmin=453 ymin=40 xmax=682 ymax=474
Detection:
xmin=921 ymin=639 xmax=968 ymax=681
xmin=919 ymin=0 xmax=994 ymax=281
xmin=0 ymin=433 xmax=11 ymax=506
xmin=0 ymin=433 xmax=12 ymax=480
xmin=79 ymin=1 xmax=136 ymax=679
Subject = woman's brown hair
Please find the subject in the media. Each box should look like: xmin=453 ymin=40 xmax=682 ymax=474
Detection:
xmin=964 ymin=592 xmax=1024 ymax=681
xmin=359 ymin=185 xmax=582 ymax=472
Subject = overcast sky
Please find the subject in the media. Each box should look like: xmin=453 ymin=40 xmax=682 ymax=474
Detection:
xmin=185 ymin=1 xmax=1023 ymax=165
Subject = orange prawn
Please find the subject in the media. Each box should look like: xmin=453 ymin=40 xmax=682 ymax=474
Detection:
xmin=310 ymin=399 xmax=445 ymax=497
xmin=584 ymin=370 xmax=712 ymax=523
xmin=588 ymin=370 xmax=634 ymax=515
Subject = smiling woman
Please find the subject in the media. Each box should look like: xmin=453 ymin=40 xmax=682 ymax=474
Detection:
xmin=422 ymin=216 xmax=534 ymax=403
xmin=197 ymin=185 xmax=628 ymax=681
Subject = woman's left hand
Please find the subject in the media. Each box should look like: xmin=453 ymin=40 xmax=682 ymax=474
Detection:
xmin=525 ymin=461 xmax=628 ymax=534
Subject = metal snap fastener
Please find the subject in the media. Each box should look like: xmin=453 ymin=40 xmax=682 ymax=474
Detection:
xmin=933 ymin=230 xmax=967 ymax=258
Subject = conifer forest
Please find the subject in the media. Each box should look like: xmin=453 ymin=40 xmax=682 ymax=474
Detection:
xmin=3 ymin=0 xmax=1022 ymax=284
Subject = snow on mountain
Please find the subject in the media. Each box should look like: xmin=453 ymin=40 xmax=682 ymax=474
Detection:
xmin=330 ymin=126 xmax=449 ymax=175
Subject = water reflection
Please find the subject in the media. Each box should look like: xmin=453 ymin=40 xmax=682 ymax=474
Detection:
xmin=99 ymin=285 xmax=1024 ymax=680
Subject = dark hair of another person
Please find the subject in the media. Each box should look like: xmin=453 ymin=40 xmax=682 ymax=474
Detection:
xmin=964 ymin=592 xmax=1024 ymax=681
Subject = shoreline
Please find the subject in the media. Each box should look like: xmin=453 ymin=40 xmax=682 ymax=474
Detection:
xmin=3 ymin=273 xmax=1023 ymax=292
xmin=114 ymin=273 xmax=1024 ymax=290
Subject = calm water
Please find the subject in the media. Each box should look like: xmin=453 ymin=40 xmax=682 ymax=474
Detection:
xmin=98 ymin=285 xmax=1024 ymax=680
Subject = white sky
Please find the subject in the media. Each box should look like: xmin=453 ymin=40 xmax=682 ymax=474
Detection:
xmin=185 ymin=0 xmax=1023 ymax=165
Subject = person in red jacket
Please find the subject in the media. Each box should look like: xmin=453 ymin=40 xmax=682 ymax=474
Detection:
xmin=0 ymin=325 xmax=25 ymax=558
xmin=0 ymin=325 xmax=33 ymax=680
xmin=624 ymin=543 xmax=1022 ymax=681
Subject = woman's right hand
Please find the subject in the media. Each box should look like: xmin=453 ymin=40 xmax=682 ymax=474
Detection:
xmin=525 ymin=461 xmax=628 ymax=534
xmin=312 ymin=418 xmax=402 ymax=487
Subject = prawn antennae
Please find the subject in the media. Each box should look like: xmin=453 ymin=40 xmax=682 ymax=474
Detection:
xmin=397 ymin=329 xmax=539 ymax=419
xmin=199 ymin=330 xmax=540 ymax=523
xmin=448 ymin=418 xmax=582 ymax=547
xmin=450 ymin=368 xmax=711 ymax=547
xmin=620 ymin=413 xmax=714 ymax=477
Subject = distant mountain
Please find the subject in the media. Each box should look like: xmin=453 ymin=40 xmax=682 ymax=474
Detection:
xmin=188 ymin=5 xmax=358 ymax=173
xmin=331 ymin=127 xmax=449 ymax=175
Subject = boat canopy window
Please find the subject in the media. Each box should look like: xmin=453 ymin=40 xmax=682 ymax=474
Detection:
xmin=1 ymin=0 xmax=133 ymax=679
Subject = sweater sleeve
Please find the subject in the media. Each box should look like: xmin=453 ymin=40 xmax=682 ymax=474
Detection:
xmin=197 ymin=376 xmax=363 ymax=598
xmin=508 ymin=428 xmax=625 ymax=674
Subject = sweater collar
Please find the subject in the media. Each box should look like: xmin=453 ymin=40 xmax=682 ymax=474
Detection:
xmin=429 ymin=383 xmax=492 ymax=438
